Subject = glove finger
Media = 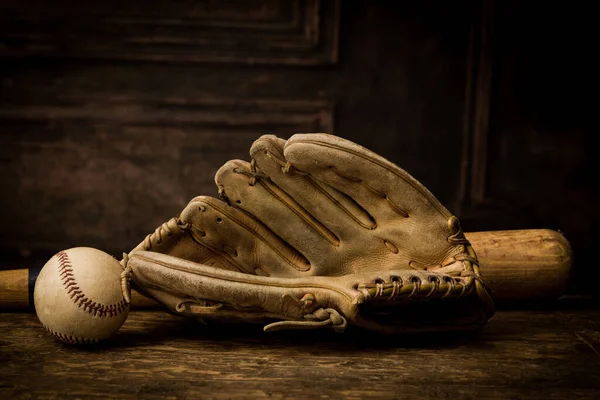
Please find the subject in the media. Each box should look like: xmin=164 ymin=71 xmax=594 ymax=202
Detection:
xmin=249 ymin=135 xmax=376 ymax=240
xmin=215 ymin=159 xmax=342 ymax=270
xmin=284 ymin=133 xmax=453 ymax=225
xmin=128 ymin=217 xmax=241 ymax=273
xmin=180 ymin=196 xmax=311 ymax=277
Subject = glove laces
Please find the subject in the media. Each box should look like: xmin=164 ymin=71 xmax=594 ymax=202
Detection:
xmin=142 ymin=218 xmax=191 ymax=250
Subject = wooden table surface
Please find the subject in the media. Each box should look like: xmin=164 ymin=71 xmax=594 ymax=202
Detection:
xmin=1 ymin=303 xmax=599 ymax=399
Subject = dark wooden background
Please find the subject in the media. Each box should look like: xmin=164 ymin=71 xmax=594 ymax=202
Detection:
xmin=0 ymin=1 xmax=595 ymax=294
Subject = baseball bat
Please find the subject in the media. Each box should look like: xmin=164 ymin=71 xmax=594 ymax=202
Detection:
xmin=0 ymin=229 xmax=572 ymax=310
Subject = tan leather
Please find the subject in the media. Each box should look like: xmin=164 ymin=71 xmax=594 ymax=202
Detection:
xmin=126 ymin=134 xmax=494 ymax=334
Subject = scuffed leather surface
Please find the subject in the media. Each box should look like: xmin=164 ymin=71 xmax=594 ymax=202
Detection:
xmin=127 ymin=134 xmax=494 ymax=334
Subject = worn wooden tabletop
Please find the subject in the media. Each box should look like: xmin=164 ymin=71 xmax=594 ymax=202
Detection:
xmin=1 ymin=304 xmax=599 ymax=399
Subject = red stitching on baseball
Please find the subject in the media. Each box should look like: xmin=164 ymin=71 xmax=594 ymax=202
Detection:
xmin=66 ymin=286 xmax=79 ymax=294
xmin=56 ymin=251 xmax=127 ymax=318
xmin=71 ymin=292 xmax=84 ymax=301
xmin=42 ymin=324 xmax=103 ymax=344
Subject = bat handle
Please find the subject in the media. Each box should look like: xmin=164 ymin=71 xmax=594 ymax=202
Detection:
xmin=0 ymin=267 xmax=158 ymax=310
xmin=467 ymin=229 xmax=573 ymax=302
xmin=0 ymin=267 xmax=39 ymax=310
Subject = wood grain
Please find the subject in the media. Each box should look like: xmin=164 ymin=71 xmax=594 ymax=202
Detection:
xmin=0 ymin=308 xmax=599 ymax=399
xmin=466 ymin=229 xmax=573 ymax=301
xmin=0 ymin=269 xmax=29 ymax=309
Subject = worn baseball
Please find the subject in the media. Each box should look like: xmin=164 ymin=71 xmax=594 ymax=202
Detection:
xmin=34 ymin=247 xmax=130 ymax=344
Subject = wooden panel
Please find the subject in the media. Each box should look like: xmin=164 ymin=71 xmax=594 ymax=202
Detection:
xmin=0 ymin=1 xmax=475 ymax=267
xmin=455 ymin=0 xmax=494 ymax=214
xmin=0 ymin=96 xmax=333 ymax=253
xmin=0 ymin=0 xmax=339 ymax=65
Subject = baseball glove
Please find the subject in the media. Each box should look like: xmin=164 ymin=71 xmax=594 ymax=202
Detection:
xmin=122 ymin=133 xmax=494 ymax=334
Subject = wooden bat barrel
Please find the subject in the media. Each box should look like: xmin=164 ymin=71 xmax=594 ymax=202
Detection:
xmin=465 ymin=229 xmax=572 ymax=302
xmin=0 ymin=229 xmax=572 ymax=309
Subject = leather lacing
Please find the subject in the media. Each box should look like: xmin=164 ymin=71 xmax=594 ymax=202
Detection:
xmin=120 ymin=217 xmax=191 ymax=303
xmin=120 ymin=253 xmax=132 ymax=304
xmin=263 ymin=308 xmax=347 ymax=333
xmin=264 ymin=150 xmax=294 ymax=174
xmin=415 ymin=253 xmax=479 ymax=271
xmin=142 ymin=218 xmax=191 ymax=251
xmin=174 ymin=295 xmax=348 ymax=333
xmin=447 ymin=231 xmax=470 ymax=246
xmin=356 ymin=273 xmax=471 ymax=302
xmin=230 ymin=155 xmax=297 ymax=187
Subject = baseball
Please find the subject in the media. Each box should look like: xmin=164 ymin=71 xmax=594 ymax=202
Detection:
xmin=34 ymin=247 xmax=130 ymax=344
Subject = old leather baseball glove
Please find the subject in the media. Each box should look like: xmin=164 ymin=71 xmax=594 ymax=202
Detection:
xmin=122 ymin=133 xmax=494 ymax=334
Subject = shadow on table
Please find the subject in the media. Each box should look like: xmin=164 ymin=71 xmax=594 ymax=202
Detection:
xmin=73 ymin=295 xmax=599 ymax=354
xmin=83 ymin=314 xmax=491 ymax=353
